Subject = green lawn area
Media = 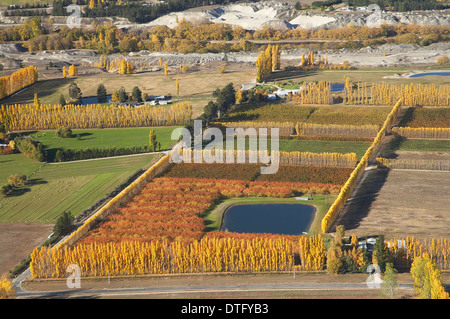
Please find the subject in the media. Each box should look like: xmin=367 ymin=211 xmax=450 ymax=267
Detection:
xmin=0 ymin=153 xmax=157 ymax=222
xmin=395 ymin=139 xmax=450 ymax=153
xmin=0 ymin=153 xmax=42 ymax=183
xmin=203 ymin=195 xmax=336 ymax=236
xmin=213 ymin=137 xmax=370 ymax=159
xmin=26 ymin=126 xmax=179 ymax=161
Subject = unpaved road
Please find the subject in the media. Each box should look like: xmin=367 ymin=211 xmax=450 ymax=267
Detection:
xmin=19 ymin=272 xmax=415 ymax=299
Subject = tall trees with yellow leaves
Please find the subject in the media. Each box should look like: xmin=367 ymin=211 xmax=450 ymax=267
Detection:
xmin=0 ymin=275 xmax=15 ymax=299
xmin=256 ymin=45 xmax=273 ymax=83
xmin=271 ymin=44 xmax=280 ymax=71
xmin=411 ymin=254 xmax=450 ymax=299
xmin=68 ymin=64 xmax=78 ymax=77
xmin=0 ymin=65 xmax=38 ymax=100
xmin=344 ymin=82 xmax=449 ymax=106
xmin=0 ymin=101 xmax=193 ymax=131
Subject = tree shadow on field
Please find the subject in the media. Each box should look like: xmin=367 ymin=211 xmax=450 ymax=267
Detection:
xmin=27 ymin=178 xmax=48 ymax=186
xmin=0 ymin=78 xmax=73 ymax=105
xmin=269 ymin=70 xmax=320 ymax=82
xmin=338 ymin=168 xmax=390 ymax=232
xmin=5 ymin=179 xmax=47 ymax=197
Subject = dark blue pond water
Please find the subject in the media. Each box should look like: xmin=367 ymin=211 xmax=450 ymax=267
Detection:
xmin=221 ymin=203 xmax=316 ymax=235
xmin=409 ymin=72 xmax=450 ymax=78
xmin=331 ymin=84 xmax=345 ymax=92
xmin=80 ymin=95 xmax=112 ymax=105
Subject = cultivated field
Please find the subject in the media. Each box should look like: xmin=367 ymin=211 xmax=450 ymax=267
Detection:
xmin=339 ymin=168 xmax=450 ymax=239
xmin=0 ymin=153 xmax=157 ymax=222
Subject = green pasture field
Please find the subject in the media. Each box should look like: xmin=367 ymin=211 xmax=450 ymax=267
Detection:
xmin=0 ymin=153 xmax=157 ymax=222
xmin=398 ymin=107 xmax=450 ymax=128
xmin=382 ymin=136 xmax=450 ymax=157
xmin=211 ymin=138 xmax=370 ymax=159
xmin=26 ymin=126 xmax=179 ymax=160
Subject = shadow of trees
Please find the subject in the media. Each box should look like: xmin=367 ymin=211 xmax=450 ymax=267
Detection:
xmin=338 ymin=168 xmax=390 ymax=232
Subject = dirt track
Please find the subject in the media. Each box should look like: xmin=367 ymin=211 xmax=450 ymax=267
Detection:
xmin=21 ymin=272 xmax=416 ymax=299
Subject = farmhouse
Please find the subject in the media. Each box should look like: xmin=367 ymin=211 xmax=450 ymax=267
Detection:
xmin=273 ymin=89 xmax=301 ymax=98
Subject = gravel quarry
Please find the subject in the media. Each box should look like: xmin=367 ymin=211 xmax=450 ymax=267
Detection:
xmin=143 ymin=1 xmax=450 ymax=31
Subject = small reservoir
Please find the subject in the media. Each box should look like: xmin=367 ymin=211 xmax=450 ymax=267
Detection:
xmin=409 ymin=72 xmax=450 ymax=78
xmin=81 ymin=95 xmax=112 ymax=105
xmin=221 ymin=203 xmax=316 ymax=235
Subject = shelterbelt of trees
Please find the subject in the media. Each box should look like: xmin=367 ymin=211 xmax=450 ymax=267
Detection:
xmin=1 ymin=17 xmax=449 ymax=54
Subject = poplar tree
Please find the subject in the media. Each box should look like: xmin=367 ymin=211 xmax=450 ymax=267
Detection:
xmin=149 ymin=129 xmax=157 ymax=151
xmin=380 ymin=262 xmax=398 ymax=299
xmin=33 ymin=92 xmax=40 ymax=108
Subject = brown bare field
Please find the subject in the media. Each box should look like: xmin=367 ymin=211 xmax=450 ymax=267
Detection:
xmin=0 ymin=223 xmax=54 ymax=277
xmin=339 ymin=167 xmax=450 ymax=239
xmin=1 ymin=61 xmax=256 ymax=118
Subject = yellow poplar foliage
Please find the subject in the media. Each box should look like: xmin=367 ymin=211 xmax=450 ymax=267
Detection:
xmin=256 ymin=45 xmax=273 ymax=82
xmin=279 ymin=151 xmax=357 ymax=168
xmin=68 ymin=64 xmax=78 ymax=77
xmin=410 ymin=253 xmax=450 ymax=299
xmin=0 ymin=65 xmax=38 ymax=100
xmin=235 ymin=89 xmax=243 ymax=104
xmin=321 ymin=99 xmax=403 ymax=233
xmin=0 ymin=275 xmax=15 ymax=299
xmin=344 ymin=82 xmax=449 ymax=106
xmin=0 ymin=102 xmax=192 ymax=131
xmin=393 ymin=127 xmax=450 ymax=139
xmin=271 ymin=44 xmax=280 ymax=71
xmin=104 ymin=58 xmax=135 ymax=74
xmin=30 ymin=236 xmax=298 ymax=278
xmin=387 ymin=237 xmax=447 ymax=271
xmin=292 ymin=81 xmax=331 ymax=104
xmin=298 ymin=235 xmax=325 ymax=271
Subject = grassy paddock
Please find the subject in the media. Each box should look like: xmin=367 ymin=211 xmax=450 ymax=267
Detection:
xmin=382 ymin=136 xmax=450 ymax=157
xmin=0 ymin=153 xmax=157 ymax=222
xmin=203 ymin=195 xmax=336 ymax=235
xmin=25 ymin=126 xmax=179 ymax=160
xmin=203 ymin=137 xmax=370 ymax=159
